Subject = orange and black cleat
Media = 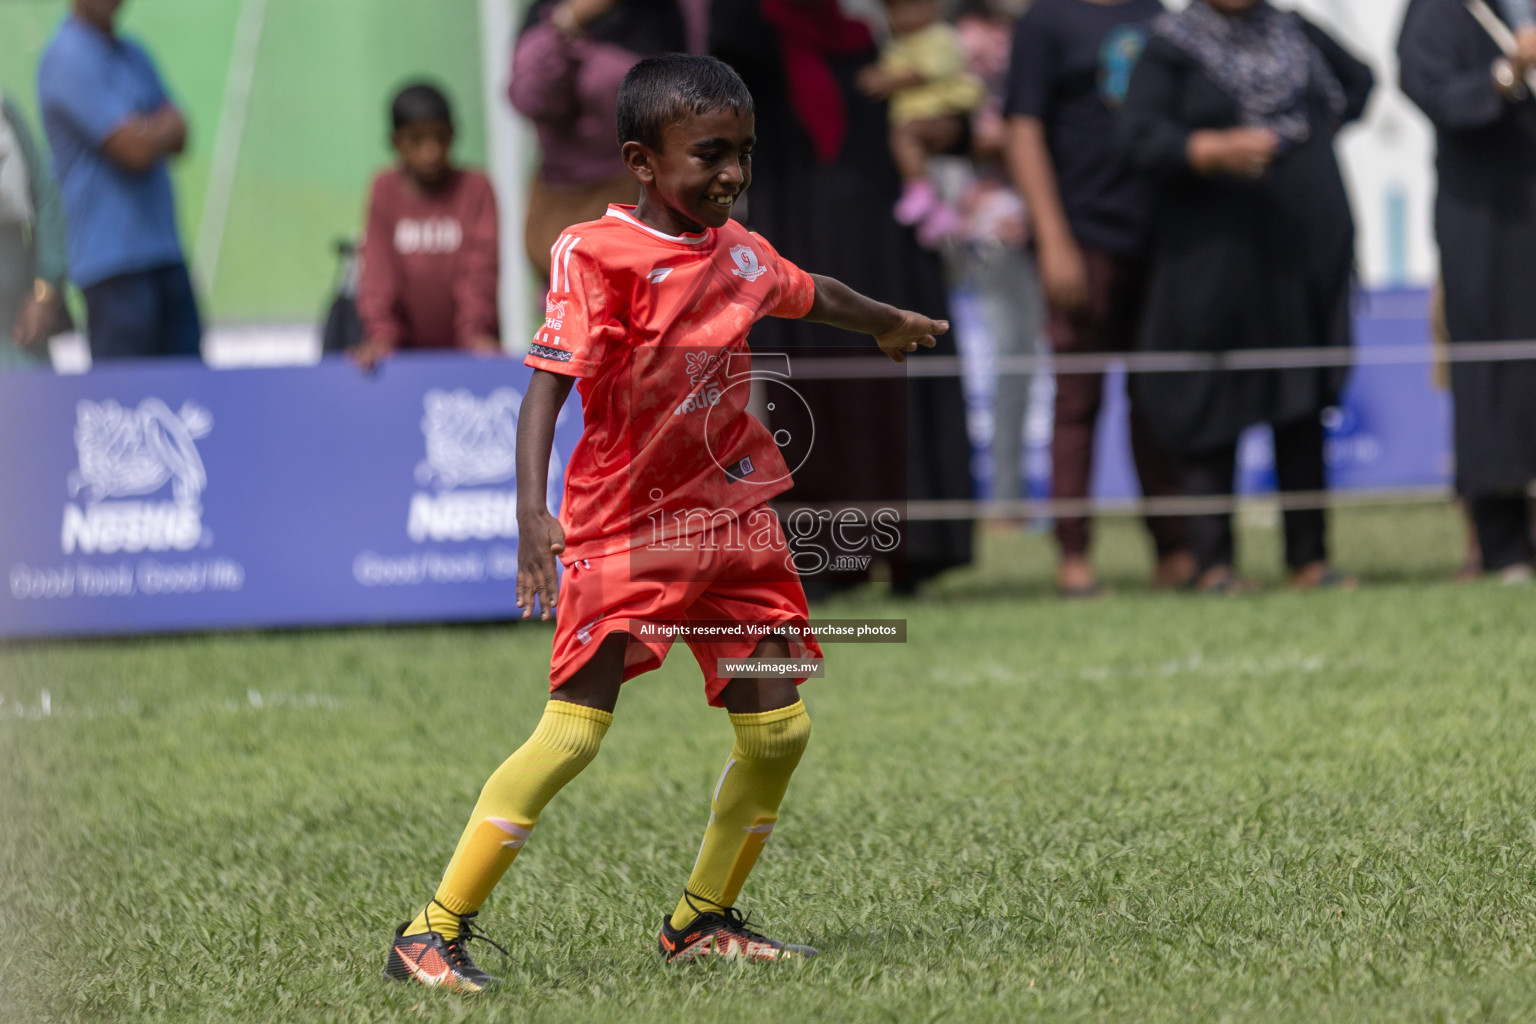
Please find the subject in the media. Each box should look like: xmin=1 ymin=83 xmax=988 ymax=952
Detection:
xmin=383 ymin=908 xmax=506 ymax=991
xmin=658 ymin=906 xmax=818 ymax=963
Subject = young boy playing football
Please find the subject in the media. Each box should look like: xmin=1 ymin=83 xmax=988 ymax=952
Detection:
xmin=384 ymin=53 xmax=947 ymax=989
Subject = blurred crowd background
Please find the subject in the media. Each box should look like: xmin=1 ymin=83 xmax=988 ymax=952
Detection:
xmin=3 ymin=0 xmax=1535 ymax=598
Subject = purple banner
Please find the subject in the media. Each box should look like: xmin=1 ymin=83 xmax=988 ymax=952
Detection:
xmin=0 ymin=352 xmax=584 ymax=637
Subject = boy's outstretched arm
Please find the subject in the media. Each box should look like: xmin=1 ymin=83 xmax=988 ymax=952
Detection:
xmin=516 ymin=368 xmax=575 ymax=620
xmin=803 ymin=274 xmax=949 ymax=362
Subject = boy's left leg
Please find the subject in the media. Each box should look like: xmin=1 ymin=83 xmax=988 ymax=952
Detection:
xmin=386 ymin=634 xmax=627 ymax=989
xmin=660 ymin=635 xmax=816 ymax=962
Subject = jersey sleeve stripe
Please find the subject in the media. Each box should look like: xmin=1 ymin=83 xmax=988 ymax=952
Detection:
xmin=547 ymin=237 xmax=562 ymax=291
xmin=549 ymin=235 xmax=575 ymax=292
xmin=560 ymin=236 xmax=581 ymax=294
xmin=550 ymin=237 xmax=564 ymax=291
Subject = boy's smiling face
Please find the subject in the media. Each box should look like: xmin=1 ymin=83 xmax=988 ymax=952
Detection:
xmin=623 ymin=107 xmax=755 ymax=236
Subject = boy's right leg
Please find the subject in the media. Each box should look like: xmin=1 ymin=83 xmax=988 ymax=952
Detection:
xmin=386 ymin=634 xmax=626 ymax=989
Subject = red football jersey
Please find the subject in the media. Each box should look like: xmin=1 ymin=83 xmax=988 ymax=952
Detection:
xmin=526 ymin=205 xmax=817 ymax=564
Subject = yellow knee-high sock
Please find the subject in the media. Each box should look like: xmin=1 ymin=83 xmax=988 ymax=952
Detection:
xmin=671 ymin=701 xmax=810 ymax=930
xmin=406 ymin=700 xmax=611 ymax=939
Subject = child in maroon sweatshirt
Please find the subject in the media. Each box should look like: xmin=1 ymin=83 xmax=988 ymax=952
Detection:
xmin=353 ymin=83 xmax=499 ymax=368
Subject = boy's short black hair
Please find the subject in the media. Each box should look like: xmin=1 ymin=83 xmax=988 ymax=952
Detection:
xmin=391 ymin=82 xmax=454 ymax=131
xmin=616 ymin=54 xmax=754 ymax=150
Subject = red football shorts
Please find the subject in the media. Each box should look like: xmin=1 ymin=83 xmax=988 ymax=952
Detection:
xmin=549 ymin=506 xmax=822 ymax=706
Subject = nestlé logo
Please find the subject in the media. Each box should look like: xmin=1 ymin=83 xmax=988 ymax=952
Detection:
xmin=61 ymin=398 xmax=213 ymax=555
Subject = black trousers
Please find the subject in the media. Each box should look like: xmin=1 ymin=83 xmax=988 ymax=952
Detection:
xmin=1470 ymin=494 xmax=1534 ymax=572
xmin=83 ymin=263 xmax=202 ymax=361
xmin=1182 ymin=417 xmax=1328 ymax=573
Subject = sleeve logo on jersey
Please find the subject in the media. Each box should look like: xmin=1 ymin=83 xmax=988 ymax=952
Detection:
xmin=729 ymin=244 xmax=767 ymax=282
xmin=543 ymin=297 xmax=568 ymax=333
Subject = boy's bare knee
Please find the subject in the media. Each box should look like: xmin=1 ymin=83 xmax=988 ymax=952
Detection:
xmin=752 ymin=634 xmax=791 ymax=660
xmin=720 ymin=635 xmax=804 ymax=715
xmin=552 ymin=633 xmax=628 ymax=713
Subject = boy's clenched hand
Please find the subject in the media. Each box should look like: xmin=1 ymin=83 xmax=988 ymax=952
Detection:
xmin=873 ymin=309 xmax=947 ymax=363
xmin=516 ymin=512 xmax=566 ymax=620
xmin=804 ymin=274 xmax=948 ymax=362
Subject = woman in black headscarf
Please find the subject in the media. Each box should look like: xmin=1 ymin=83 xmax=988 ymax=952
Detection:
xmin=1121 ymin=0 xmax=1373 ymax=591
xmin=710 ymin=0 xmax=974 ymax=593
xmin=508 ymin=0 xmax=697 ymax=280
xmin=1399 ymin=0 xmax=1536 ymax=580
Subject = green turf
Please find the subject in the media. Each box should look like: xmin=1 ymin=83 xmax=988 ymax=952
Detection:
xmin=6 ymin=503 xmax=1536 ymax=1023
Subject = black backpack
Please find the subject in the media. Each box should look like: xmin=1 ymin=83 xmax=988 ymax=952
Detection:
xmin=320 ymin=238 xmax=363 ymax=354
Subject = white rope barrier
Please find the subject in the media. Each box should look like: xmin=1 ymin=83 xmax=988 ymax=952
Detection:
xmin=762 ymin=340 xmax=1536 ymax=521
xmin=902 ymin=487 xmax=1456 ymax=521
xmin=773 ymin=339 xmax=1536 ymax=380
xmin=777 ymin=487 xmax=1479 ymax=523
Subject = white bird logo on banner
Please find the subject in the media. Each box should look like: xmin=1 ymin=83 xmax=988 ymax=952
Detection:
xmin=416 ymin=388 xmax=521 ymax=491
xmin=69 ymin=398 xmax=212 ymax=506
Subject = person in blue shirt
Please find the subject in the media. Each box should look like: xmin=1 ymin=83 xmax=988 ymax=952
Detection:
xmin=37 ymin=0 xmax=200 ymax=361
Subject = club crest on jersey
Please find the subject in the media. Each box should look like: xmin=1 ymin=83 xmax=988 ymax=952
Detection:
xmin=729 ymin=244 xmax=766 ymax=282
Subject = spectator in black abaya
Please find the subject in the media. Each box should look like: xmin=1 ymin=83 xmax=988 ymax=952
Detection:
xmin=711 ymin=0 xmax=974 ymax=593
xmin=1400 ymin=0 xmax=1536 ymax=581
xmin=1121 ymin=0 xmax=1373 ymax=592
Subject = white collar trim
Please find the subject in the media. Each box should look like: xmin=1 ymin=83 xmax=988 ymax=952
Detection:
xmin=605 ymin=206 xmax=712 ymax=245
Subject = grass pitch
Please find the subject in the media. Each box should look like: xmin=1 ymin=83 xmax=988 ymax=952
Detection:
xmin=6 ymin=504 xmax=1536 ymax=1023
